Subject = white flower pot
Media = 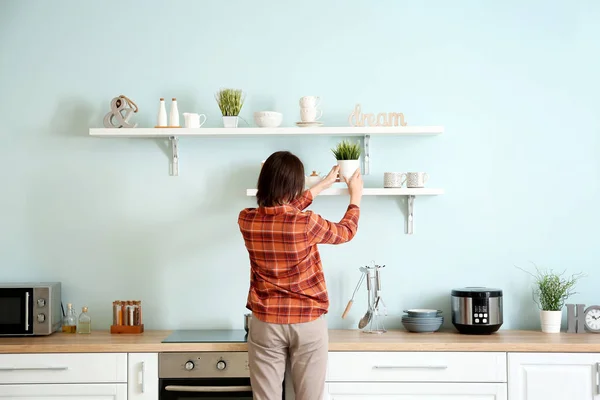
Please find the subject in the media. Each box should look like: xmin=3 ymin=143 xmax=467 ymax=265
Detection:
xmin=540 ymin=310 xmax=562 ymax=333
xmin=222 ymin=116 xmax=239 ymax=128
xmin=337 ymin=159 xmax=360 ymax=181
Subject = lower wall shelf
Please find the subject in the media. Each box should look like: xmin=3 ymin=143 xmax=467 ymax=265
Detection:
xmin=245 ymin=188 xmax=443 ymax=196
xmin=245 ymin=187 xmax=444 ymax=235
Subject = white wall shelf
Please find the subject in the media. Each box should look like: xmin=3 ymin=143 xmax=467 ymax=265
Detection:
xmin=246 ymin=187 xmax=444 ymax=235
xmin=89 ymin=126 xmax=444 ymax=138
xmin=89 ymin=126 xmax=443 ymax=177
xmin=246 ymin=187 xmax=444 ymax=196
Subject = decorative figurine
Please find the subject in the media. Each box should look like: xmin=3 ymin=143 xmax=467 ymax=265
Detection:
xmin=103 ymin=95 xmax=138 ymax=128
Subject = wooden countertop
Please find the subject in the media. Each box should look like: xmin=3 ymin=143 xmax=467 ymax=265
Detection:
xmin=1 ymin=330 xmax=600 ymax=354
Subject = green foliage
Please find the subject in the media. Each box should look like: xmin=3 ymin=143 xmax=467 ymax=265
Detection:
xmin=517 ymin=263 xmax=584 ymax=311
xmin=331 ymin=140 xmax=361 ymax=160
xmin=215 ymin=88 xmax=245 ymax=116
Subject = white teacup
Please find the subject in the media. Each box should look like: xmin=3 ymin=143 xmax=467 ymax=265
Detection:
xmin=183 ymin=113 xmax=207 ymax=128
xmin=299 ymin=96 xmax=320 ymax=108
xmin=383 ymin=172 xmax=407 ymax=188
xmin=300 ymin=107 xmax=323 ymax=122
xmin=406 ymin=172 xmax=429 ymax=188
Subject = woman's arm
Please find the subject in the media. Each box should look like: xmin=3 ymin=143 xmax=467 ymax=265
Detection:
xmin=307 ymin=206 xmax=360 ymax=245
xmin=290 ymin=166 xmax=340 ymax=211
xmin=309 ymin=165 xmax=339 ymax=198
xmin=306 ymin=168 xmax=363 ymax=244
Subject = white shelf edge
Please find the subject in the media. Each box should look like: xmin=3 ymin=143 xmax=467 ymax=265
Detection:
xmin=89 ymin=126 xmax=444 ymax=138
xmin=245 ymin=188 xmax=444 ymax=196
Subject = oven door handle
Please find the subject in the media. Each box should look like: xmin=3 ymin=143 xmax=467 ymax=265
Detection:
xmin=165 ymin=385 xmax=252 ymax=393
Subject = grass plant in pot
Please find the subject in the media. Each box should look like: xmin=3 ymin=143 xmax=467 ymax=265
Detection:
xmin=332 ymin=140 xmax=361 ymax=181
xmin=519 ymin=264 xmax=583 ymax=333
xmin=215 ymin=88 xmax=245 ymax=128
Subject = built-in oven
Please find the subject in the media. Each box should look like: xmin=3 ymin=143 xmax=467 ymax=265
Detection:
xmin=0 ymin=283 xmax=61 ymax=336
xmin=159 ymin=352 xmax=283 ymax=399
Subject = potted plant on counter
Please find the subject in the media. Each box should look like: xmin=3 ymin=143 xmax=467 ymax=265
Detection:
xmin=215 ymin=88 xmax=245 ymax=128
xmin=332 ymin=140 xmax=361 ymax=181
xmin=519 ymin=264 xmax=583 ymax=333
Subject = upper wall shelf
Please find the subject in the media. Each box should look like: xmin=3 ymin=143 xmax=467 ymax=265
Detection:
xmin=89 ymin=126 xmax=444 ymax=138
xmin=89 ymin=126 xmax=444 ymax=176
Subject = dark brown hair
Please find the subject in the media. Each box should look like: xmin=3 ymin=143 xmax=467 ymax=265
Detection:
xmin=256 ymin=151 xmax=305 ymax=207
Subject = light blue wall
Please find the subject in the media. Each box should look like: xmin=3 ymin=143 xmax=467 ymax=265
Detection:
xmin=1 ymin=0 xmax=599 ymax=331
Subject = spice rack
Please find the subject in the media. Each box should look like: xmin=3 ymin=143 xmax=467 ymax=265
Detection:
xmin=110 ymin=300 xmax=144 ymax=334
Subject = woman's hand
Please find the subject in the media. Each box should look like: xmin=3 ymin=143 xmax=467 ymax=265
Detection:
xmin=310 ymin=165 xmax=339 ymax=197
xmin=344 ymin=168 xmax=363 ymax=207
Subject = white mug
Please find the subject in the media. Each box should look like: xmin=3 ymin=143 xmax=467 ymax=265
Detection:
xmin=383 ymin=172 xmax=407 ymax=188
xmin=299 ymin=96 xmax=320 ymax=108
xmin=406 ymin=172 xmax=429 ymax=188
xmin=183 ymin=113 xmax=207 ymax=128
xmin=300 ymin=107 xmax=323 ymax=122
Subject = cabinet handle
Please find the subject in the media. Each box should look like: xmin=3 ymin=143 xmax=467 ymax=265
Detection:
xmin=373 ymin=365 xmax=448 ymax=370
xmin=596 ymin=363 xmax=600 ymax=395
xmin=24 ymin=292 xmax=30 ymax=331
xmin=141 ymin=361 xmax=146 ymax=393
xmin=0 ymin=367 xmax=69 ymax=371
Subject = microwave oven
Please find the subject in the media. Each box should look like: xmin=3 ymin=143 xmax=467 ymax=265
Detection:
xmin=0 ymin=283 xmax=62 ymax=336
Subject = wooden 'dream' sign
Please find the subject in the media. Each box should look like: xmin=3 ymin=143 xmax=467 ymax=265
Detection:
xmin=348 ymin=104 xmax=407 ymax=127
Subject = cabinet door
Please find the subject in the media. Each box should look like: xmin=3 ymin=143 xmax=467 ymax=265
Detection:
xmin=509 ymin=353 xmax=600 ymax=400
xmin=128 ymin=353 xmax=159 ymax=400
xmin=0 ymin=384 xmax=127 ymax=399
xmin=0 ymin=353 xmax=127 ymax=384
xmin=326 ymin=382 xmax=507 ymax=399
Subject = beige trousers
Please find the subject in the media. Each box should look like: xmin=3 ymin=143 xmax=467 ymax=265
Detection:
xmin=248 ymin=316 xmax=328 ymax=400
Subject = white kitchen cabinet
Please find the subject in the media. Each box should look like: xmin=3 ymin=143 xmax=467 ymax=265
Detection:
xmin=128 ymin=353 xmax=159 ymax=400
xmin=325 ymin=382 xmax=507 ymax=399
xmin=0 ymin=353 xmax=127 ymax=384
xmin=0 ymin=383 xmax=127 ymax=399
xmin=509 ymin=353 xmax=600 ymax=400
xmin=327 ymin=351 xmax=506 ymax=382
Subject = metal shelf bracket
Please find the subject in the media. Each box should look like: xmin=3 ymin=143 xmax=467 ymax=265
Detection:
xmin=407 ymin=195 xmax=415 ymax=235
xmin=363 ymin=134 xmax=371 ymax=175
xmin=170 ymin=136 xmax=179 ymax=176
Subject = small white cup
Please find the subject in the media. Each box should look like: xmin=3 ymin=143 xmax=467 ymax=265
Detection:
xmin=300 ymin=107 xmax=323 ymax=122
xmin=406 ymin=172 xmax=429 ymax=188
xmin=384 ymin=172 xmax=407 ymax=188
xmin=299 ymin=96 xmax=320 ymax=108
xmin=183 ymin=113 xmax=207 ymax=128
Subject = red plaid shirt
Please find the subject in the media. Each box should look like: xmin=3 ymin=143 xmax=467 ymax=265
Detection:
xmin=238 ymin=190 xmax=360 ymax=324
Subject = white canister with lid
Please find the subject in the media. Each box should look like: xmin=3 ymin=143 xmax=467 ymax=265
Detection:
xmin=305 ymin=171 xmax=323 ymax=188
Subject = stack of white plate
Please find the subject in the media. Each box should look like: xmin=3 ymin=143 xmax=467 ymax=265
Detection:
xmin=401 ymin=309 xmax=443 ymax=333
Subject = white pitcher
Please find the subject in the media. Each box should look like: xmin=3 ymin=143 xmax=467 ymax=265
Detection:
xmin=183 ymin=113 xmax=207 ymax=128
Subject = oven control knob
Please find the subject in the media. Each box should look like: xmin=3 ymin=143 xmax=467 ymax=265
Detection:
xmin=216 ymin=360 xmax=227 ymax=370
xmin=184 ymin=361 xmax=195 ymax=371
xmin=37 ymin=299 xmax=46 ymax=307
xmin=37 ymin=313 xmax=46 ymax=323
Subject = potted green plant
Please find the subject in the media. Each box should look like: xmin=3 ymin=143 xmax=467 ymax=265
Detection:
xmin=518 ymin=264 xmax=583 ymax=333
xmin=215 ymin=88 xmax=245 ymax=128
xmin=332 ymin=140 xmax=361 ymax=180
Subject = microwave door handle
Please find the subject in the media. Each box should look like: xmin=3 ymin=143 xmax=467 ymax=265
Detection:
xmin=24 ymin=292 xmax=30 ymax=331
xmin=164 ymin=385 xmax=252 ymax=393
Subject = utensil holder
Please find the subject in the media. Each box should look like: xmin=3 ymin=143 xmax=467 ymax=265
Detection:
xmin=363 ymin=311 xmax=386 ymax=334
xmin=361 ymin=263 xmax=387 ymax=334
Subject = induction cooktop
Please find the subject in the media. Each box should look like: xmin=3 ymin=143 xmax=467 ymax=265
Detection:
xmin=162 ymin=329 xmax=248 ymax=343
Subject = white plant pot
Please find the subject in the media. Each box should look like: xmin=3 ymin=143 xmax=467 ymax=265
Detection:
xmin=222 ymin=116 xmax=239 ymax=128
xmin=337 ymin=159 xmax=360 ymax=181
xmin=540 ymin=310 xmax=562 ymax=333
